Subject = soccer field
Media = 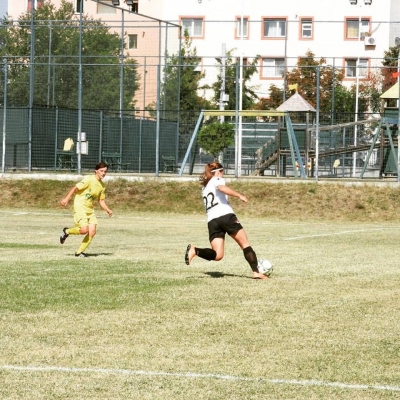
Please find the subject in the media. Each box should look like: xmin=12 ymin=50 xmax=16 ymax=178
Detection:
xmin=0 ymin=208 xmax=399 ymax=399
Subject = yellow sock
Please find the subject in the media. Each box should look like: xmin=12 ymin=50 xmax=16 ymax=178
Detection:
xmin=66 ymin=227 xmax=81 ymax=235
xmin=77 ymin=235 xmax=92 ymax=254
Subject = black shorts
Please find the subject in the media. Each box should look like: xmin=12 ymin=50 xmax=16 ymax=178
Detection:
xmin=207 ymin=213 xmax=243 ymax=242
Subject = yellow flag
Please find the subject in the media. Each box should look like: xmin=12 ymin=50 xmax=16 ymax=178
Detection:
xmin=288 ymin=83 xmax=298 ymax=91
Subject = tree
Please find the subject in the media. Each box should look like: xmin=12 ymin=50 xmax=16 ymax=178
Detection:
xmin=331 ymin=84 xmax=355 ymax=113
xmin=382 ymin=45 xmax=399 ymax=96
xmin=197 ymin=121 xmax=234 ymax=160
xmin=149 ymin=31 xmax=210 ymax=122
xmin=254 ymin=85 xmax=283 ymax=110
xmin=0 ymin=0 xmax=139 ymax=110
xmin=358 ymin=68 xmax=383 ymax=114
xmin=285 ymin=51 xmax=344 ymax=112
xmin=259 ymin=51 xmax=376 ymax=115
xmin=208 ymin=50 xmax=260 ymax=110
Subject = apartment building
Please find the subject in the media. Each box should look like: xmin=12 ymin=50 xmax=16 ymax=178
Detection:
xmin=3 ymin=0 xmax=400 ymax=106
xmin=147 ymin=0 xmax=399 ymax=99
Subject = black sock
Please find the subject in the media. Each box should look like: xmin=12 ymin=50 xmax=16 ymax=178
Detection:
xmin=243 ymin=246 xmax=258 ymax=272
xmin=195 ymin=247 xmax=217 ymax=261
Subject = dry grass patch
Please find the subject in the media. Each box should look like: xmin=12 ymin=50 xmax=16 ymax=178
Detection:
xmin=1 ymin=178 xmax=400 ymax=222
xmin=0 ymin=209 xmax=399 ymax=398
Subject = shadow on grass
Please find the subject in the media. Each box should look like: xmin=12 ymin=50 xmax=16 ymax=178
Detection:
xmin=71 ymin=252 xmax=114 ymax=257
xmin=204 ymin=271 xmax=252 ymax=279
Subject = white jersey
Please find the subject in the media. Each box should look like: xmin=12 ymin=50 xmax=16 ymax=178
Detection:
xmin=202 ymin=176 xmax=234 ymax=222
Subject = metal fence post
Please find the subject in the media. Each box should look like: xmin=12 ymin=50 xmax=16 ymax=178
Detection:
xmin=28 ymin=3 xmax=35 ymax=172
xmin=2 ymin=59 xmax=7 ymax=174
xmin=77 ymin=0 xmax=83 ymax=175
xmin=315 ymin=66 xmax=320 ymax=181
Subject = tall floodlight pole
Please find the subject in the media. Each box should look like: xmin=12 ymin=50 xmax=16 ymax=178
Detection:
xmin=120 ymin=11 xmax=124 ymax=115
xmin=283 ymin=30 xmax=288 ymax=103
xmin=119 ymin=10 xmax=124 ymax=157
xmin=2 ymin=59 xmax=7 ymax=174
xmin=395 ymin=36 xmax=400 ymax=183
xmin=47 ymin=21 xmax=52 ymax=107
xmin=219 ymin=43 xmax=226 ymax=123
xmin=315 ymin=66 xmax=320 ymax=181
xmin=237 ymin=0 xmax=244 ymax=177
xmin=352 ymin=7 xmax=361 ymax=178
xmin=77 ymin=0 xmax=83 ymax=175
xmin=235 ymin=63 xmax=239 ymax=177
xmin=155 ymin=21 xmax=162 ymax=177
xmin=28 ymin=2 xmax=35 ymax=171
xmin=350 ymin=0 xmax=372 ymax=177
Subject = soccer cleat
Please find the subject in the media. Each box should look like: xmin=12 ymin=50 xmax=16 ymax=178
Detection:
xmin=60 ymin=228 xmax=69 ymax=244
xmin=185 ymin=244 xmax=191 ymax=265
xmin=75 ymin=252 xmax=87 ymax=258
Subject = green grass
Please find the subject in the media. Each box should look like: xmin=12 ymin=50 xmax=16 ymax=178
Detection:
xmin=0 ymin=205 xmax=399 ymax=399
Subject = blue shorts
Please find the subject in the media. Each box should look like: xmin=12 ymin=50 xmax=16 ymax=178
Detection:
xmin=207 ymin=213 xmax=243 ymax=242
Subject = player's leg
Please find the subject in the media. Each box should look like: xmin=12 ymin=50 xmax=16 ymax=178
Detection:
xmin=210 ymin=237 xmax=225 ymax=260
xmin=60 ymin=227 xmax=70 ymax=244
xmin=185 ymin=237 xmax=224 ymax=265
xmin=230 ymin=229 xmax=267 ymax=280
xmin=76 ymin=222 xmax=97 ymax=256
xmin=185 ymin=243 xmax=217 ymax=265
xmin=60 ymin=215 xmax=83 ymax=244
xmin=185 ymin=219 xmax=224 ymax=265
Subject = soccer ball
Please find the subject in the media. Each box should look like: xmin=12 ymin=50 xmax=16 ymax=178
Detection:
xmin=257 ymin=259 xmax=273 ymax=277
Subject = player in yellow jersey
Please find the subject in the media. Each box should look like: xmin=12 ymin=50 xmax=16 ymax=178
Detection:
xmin=59 ymin=162 xmax=113 ymax=257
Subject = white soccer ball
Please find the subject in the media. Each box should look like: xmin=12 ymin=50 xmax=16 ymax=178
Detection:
xmin=257 ymin=259 xmax=273 ymax=277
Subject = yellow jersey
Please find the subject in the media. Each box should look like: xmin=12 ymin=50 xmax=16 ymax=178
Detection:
xmin=74 ymin=175 xmax=106 ymax=214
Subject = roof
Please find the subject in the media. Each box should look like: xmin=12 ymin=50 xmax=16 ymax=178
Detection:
xmin=380 ymin=82 xmax=399 ymax=99
xmin=276 ymin=92 xmax=316 ymax=112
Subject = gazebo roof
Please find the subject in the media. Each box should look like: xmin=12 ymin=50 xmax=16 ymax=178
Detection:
xmin=276 ymin=92 xmax=316 ymax=112
xmin=380 ymin=82 xmax=399 ymax=99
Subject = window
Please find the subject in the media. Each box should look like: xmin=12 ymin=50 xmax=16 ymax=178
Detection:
xmin=128 ymin=34 xmax=138 ymax=50
xmin=345 ymin=59 xmax=368 ymax=78
xmin=181 ymin=18 xmax=204 ymax=37
xmin=345 ymin=19 xmax=370 ymax=40
xmin=75 ymin=0 xmax=83 ymax=13
xmin=97 ymin=2 xmax=117 ymax=14
xmin=27 ymin=0 xmax=44 ymax=11
xmin=262 ymin=58 xmax=285 ymax=77
xmin=131 ymin=0 xmax=139 ymax=13
xmin=236 ymin=17 xmax=248 ymax=38
xmin=263 ymin=18 xmax=286 ymax=38
xmin=301 ymin=18 xmax=313 ymax=39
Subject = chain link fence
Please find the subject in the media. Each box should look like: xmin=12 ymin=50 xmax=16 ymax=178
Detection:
xmin=1 ymin=18 xmax=400 ymax=178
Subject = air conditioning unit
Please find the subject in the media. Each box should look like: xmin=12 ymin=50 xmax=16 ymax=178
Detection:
xmin=364 ymin=36 xmax=376 ymax=46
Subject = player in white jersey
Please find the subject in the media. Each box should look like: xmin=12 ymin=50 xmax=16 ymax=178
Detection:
xmin=185 ymin=161 xmax=268 ymax=280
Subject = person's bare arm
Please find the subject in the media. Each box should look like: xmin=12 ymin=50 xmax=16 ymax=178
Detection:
xmin=217 ymin=185 xmax=248 ymax=203
xmin=99 ymin=199 xmax=113 ymax=217
xmin=60 ymin=186 xmax=78 ymax=207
